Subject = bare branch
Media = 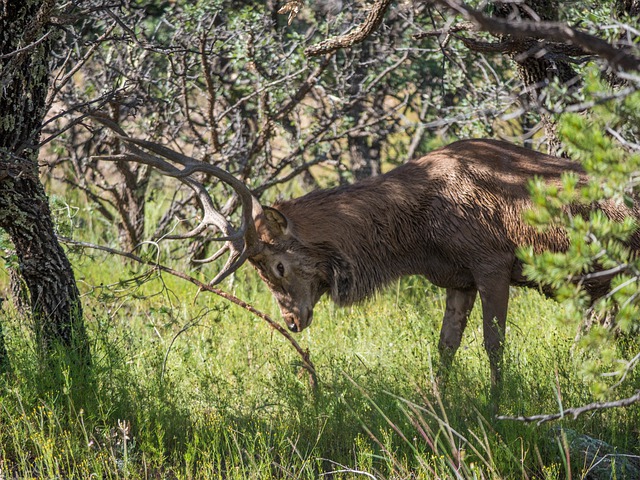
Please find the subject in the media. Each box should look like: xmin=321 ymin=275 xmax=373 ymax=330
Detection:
xmin=91 ymin=115 xmax=264 ymax=285
xmin=606 ymin=127 xmax=640 ymax=152
xmin=59 ymin=236 xmax=318 ymax=389
xmin=274 ymin=54 xmax=334 ymax=120
xmin=412 ymin=21 xmax=476 ymax=40
xmin=46 ymin=21 xmax=119 ymax=111
xmin=431 ymin=0 xmax=640 ymax=72
xmin=497 ymin=390 xmax=640 ymax=425
xmin=0 ymin=30 xmax=52 ymax=59
xmin=579 ymin=263 xmax=629 ymax=282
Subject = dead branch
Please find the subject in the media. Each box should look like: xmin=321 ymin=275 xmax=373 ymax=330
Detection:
xmin=431 ymin=0 xmax=640 ymax=72
xmin=497 ymin=390 xmax=640 ymax=425
xmin=59 ymin=236 xmax=318 ymax=389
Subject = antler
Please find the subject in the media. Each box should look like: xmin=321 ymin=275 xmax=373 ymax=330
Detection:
xmin=91 ymin=115 xmax=263 ymax=285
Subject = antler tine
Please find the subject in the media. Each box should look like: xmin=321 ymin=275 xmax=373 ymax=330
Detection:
xmin=93 ymin=118 xmax=263 ymax=283
xmin=209 ymin=246 xmax=253 ymax=285
xmin=192 ymin=243 xmax=230 ymax=265
xmin=120 ymin=137 xmax=256 ymax=204
xmin=92 ymin=117 xmax=213 ymax=182
xmin=92 ymin=116 xmax=262 ymax=282
xmin=117 ymin=136 xmax=263 ymax=250
xmin=93 ymin=151 xmax=240 ymax=244
xmin=95 ymin=146 xmax=182 ymax=176
xmin=162 ymin=177 xmax=241 ymax=244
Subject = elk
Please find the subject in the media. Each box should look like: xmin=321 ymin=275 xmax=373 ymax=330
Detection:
xmin=106 ymin=134 xmax=640 ymax=388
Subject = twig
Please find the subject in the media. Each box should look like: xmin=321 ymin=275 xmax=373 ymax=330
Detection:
xmin=59 ymin=236 xmax=318 ymax=389
xmin=602 ymin=351 xmax=640 ymax=389
xmin=578 ymin=263 xmax=629 ymax=282
xmin=497 ymin=390 xmax=640 ymax=425
xmin=45 ymin=21 xmax=119 ymax=111
xmin=606 ymin=127 xmax=640 ymax=152
xmin=0 ymin=30 xmax=52 ymax=59
xmin=161 ymin=307 xmax=215 ymax=382
xmin=412 ymin=21 xmax=476 ymax=39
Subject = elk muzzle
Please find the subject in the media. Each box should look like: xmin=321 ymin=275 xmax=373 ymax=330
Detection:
xmin=282 ymin=306 xmax=314 ymax=332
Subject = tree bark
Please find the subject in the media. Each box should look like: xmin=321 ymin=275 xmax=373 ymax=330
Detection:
xmin=492 ymin=0 xmax=575 ymax=155
xmin=0 ymin=0 xmax=89 ymax=362
xmin=107 ymin=105 xmax=150 ymax=252
xmin=346 ymin=44 xmax=382 ymax=180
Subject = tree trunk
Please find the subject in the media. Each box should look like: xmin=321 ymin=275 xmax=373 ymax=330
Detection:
xmin=493 ymin=0 xmax=577 ymax=155
xmin=349 ymin=129 xmax=381 ymax=180
xmin=108 ymin=104 xmax=150 ymax=252
xmin=0 ymin=0 xmax=89 ymax=362
xmin=347 ymin=46 xmax=381 ymax=180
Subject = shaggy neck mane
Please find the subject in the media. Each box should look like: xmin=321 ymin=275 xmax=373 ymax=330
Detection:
xmin=276 ymin=169 xmax=427 ymax=306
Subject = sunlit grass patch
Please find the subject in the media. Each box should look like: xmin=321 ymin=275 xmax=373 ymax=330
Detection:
xmin=1 ymin=256 xmax=638 ymax=478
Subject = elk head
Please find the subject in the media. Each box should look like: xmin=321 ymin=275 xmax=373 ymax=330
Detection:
xmin=93 ymin=121 xmax=327 ymax=333
xmin=249 ymin=207 xmax=330 ymax=332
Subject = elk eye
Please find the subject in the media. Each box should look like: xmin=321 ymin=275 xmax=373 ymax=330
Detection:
xmin=276 ymin=262 xmax=285 ymax=277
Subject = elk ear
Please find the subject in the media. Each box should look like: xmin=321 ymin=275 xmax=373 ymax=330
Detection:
xmin=256 ymin=206 xmax=292 ymax=240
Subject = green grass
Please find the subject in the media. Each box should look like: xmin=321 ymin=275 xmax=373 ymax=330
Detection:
xmin=1 ymin=250 xmax=639 ymax=479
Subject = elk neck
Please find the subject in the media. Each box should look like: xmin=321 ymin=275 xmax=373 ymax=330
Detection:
xmin=273 ymin=161 xmax=445 ymax=306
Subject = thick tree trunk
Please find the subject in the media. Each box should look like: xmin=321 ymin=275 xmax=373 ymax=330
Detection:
xmin=349 ymin=128 xmax=381 ymax=180
xmin=0 ymin=0 xmax=89 ymax=362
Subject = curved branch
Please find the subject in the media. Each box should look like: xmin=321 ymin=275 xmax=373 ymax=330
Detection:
xmin=497 ymin=390 xmax=640 ymax=425
xmin=59 ymin=236 xmax=318 ymax=389
xmin=304 ymin=0 xmax=393 ymax=56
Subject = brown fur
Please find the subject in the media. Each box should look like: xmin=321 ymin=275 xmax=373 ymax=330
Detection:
xmin=248 ymin=139 xmax=639 ymax=387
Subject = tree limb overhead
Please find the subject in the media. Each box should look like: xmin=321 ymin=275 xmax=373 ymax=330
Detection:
xmin=431 ymin=0 xmax=640 ymax=72
xmin=303 ymin=0 xmax=393 ymax=56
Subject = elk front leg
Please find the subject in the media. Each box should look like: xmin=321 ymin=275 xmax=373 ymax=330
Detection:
xmin=477 ymin=274 xmax=510 ymax=393
xmin=438 ymin=287 xmax=477 ymax=379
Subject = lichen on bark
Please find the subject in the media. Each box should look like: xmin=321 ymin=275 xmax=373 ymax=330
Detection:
xmin=0 ymin=0 xmax=89 ymax=364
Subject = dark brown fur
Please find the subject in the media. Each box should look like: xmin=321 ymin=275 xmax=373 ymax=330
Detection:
xmin=248 ymin=139 xmax=639 ymax=386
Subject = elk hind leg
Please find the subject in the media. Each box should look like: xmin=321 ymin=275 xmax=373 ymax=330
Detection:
xmin=437 ymin=287 xmax=477 ymax=380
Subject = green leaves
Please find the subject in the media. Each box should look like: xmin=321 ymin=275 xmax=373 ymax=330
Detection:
xmin=521 ymin=70 xmax=640 ymax=396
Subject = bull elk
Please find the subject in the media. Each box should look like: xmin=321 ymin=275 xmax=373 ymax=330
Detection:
xmin=104 ymin=134 xmax=640 ymax=389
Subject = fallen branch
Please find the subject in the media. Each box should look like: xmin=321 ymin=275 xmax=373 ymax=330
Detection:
xmin=497 ymin=390 xmax=640 ymax=425
xmin=60 ymin=236 xmax=318 ymax=389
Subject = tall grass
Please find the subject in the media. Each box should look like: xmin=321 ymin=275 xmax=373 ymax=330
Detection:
xmin=1 ymin=249 xmax=639 ymax=478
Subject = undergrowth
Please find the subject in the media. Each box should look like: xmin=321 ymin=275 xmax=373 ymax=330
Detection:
xmin=1 ymin=252 xmax=638 ymax=478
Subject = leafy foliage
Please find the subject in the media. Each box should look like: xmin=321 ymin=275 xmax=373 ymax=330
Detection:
xmin=521 ymin=70 xmax=640 ymax=394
